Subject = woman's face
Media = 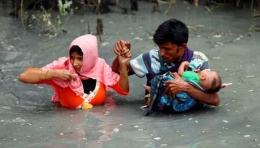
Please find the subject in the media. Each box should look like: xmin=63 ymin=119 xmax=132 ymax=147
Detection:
xmin=70 ymin=51 xmax=83 ymax=73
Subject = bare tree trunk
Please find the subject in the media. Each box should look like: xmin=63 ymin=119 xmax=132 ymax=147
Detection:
xmin=87 ymin=21 xmax=91 ymax=34
xmin=10 ymin=0 xmax=20 ymax=18
xmin=99 ymin=0 xmax=114 ymax=13
xmin=236 ymin=0 xmax=240 ymax=7
xmin=96 ymin=18 xmax=103 ymax=42
xmin=20 ymin=0 xmax=25 ymax=27
xmin=259 ymin=0 xmax=260 ymax=11
xmin=130 ymin=0 xmax=138 ymax=11
xmin=153 ymin=0 xmax=159 ymax=12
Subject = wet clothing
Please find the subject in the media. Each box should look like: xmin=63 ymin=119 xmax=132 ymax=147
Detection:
xmin=29 ymin=67 xmax=128 ymax=109
xmin=182 ymin=71 xmax=200 ymax=84
xmin=129 ymin=48 xmax=209 ymax=113
xmin=129 ymin=48 xmax=209 ymax=84
xmin=36 ymin=76 xmax=127 ymax=109
xmin=28 ymin=34 xmax=129 ymax=109
xmin=42 ymin=35 xmax=120 ymax=102
xmin=82 ymin=78 xmax=97 ymax=94
xmin=148 ymin=71 xmax=205 ymax=115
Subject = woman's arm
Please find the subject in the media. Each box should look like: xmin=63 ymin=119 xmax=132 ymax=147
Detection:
xmin=114 ymin=41 xmax=132 ymax=93
xmin=111 ymin=56 xmax=135 ymax=75
xmin=118 ymin=62 xmax=130 ymax=93
xmin=18 ymin=68 xmax=76 ymax=84
xmin=110 ymin=59 xmax=131 ymax=95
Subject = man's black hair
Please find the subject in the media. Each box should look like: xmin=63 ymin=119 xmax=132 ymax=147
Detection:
xmin=153 ymin=18 xmax=189 ymax=46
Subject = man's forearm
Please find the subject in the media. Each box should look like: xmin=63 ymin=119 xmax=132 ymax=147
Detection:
xmin=185 ymin=85 xmax=220 ymax=106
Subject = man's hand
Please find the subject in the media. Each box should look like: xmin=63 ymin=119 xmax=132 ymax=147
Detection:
xmin=163 ymin=73 xmax=220 ymax=106
xmin=162 ymin=72 xmax=189 ymax=99
xmin=114 ymin=40 xmax=131 ymax=58
xmin=112 ymin=40 xmax=133 ymax=75
xmin=118 ymin=46 xmax=132 ymax=65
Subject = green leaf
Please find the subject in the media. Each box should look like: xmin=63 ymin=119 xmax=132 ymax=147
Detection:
xmin=61 ymin=28 xmax=67 ymax=33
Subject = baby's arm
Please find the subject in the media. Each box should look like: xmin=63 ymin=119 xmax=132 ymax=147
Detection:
xmin=178 ymin=61 xmax=190 ymax=76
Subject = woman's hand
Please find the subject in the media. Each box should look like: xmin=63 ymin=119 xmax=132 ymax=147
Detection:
xmin=118 ymin=46 xmax=131 ymax=65
xmin=56 ymin=70 xmax=76 ymax=81
xmin=114 ymin=40 xmax=131 ymax=57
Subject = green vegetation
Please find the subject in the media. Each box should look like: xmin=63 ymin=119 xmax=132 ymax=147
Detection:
xmin=2 ymin=0 xmax=259 ymax=36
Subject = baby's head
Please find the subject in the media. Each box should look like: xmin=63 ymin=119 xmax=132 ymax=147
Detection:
xmin=199 ymin=69 xmax=222 ymax=93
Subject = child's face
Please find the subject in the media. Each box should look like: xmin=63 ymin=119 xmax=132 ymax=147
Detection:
xmin=199 ymin=69 xmax=219 ymax=90
xmin=199 ymin=69 xmax=211 ymax=78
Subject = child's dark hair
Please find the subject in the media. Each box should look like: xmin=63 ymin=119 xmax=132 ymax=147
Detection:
xmin=207 ymin=73 xmax=222 ymax=93
xmin=153 ymin=18 xmax=189 ymax=46
xmin=69 ymin=45 xmax=83 ymax=56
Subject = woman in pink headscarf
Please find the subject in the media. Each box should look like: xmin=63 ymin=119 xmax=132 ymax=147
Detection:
xmin=19 ymin=34 xmax=131 ymax=109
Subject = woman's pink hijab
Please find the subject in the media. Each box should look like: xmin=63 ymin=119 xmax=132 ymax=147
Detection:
xmin=42 ymin=34 xmax=119 ymax=102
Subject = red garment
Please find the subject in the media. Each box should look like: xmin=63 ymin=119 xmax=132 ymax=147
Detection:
xmin=34 ymin=71 xmax=128 ymax=108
